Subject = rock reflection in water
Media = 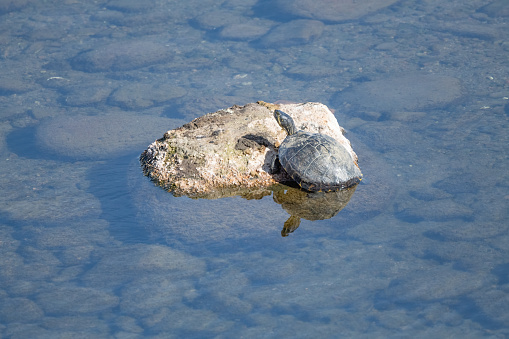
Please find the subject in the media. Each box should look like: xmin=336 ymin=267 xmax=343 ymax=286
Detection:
xmin=272 ymin=184 xmax=358 ymax=236
xmin=132 ymin=157 xmax=360 ymax=241
xmin=173 ymin=183 xmax=358 ymax=237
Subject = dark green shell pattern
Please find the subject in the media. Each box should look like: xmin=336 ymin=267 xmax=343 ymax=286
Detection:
xmin=274 ymin=110 xmax=362 ymax=192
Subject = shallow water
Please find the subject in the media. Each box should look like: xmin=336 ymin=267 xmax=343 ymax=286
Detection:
xmin=1 ymin=0 xmax=508 ymax=337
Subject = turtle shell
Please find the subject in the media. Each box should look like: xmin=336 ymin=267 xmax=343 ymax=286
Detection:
xmin=278 ymin=131 xmax=362 ymax=192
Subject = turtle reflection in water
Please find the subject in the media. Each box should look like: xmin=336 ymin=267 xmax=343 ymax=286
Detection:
xmin=273 ymin=184 xmax=357 ymax=236
xmin=273 ymin=109 xmax=362 ymax=192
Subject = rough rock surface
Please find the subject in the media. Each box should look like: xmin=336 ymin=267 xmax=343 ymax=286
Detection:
xmin=140 ymin=102 xmax=361 ymax=198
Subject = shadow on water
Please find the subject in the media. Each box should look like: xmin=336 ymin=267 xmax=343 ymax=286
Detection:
xmin=6 ymin=126 xmax=47 ymax=160
xmin=7 ymin=123 xmax=152 ymax=243
xmin=85 ymin=153 xmax=154 ymax=244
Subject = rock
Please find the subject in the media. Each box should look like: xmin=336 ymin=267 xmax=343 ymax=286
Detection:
xmin=0 ymin=0 xmax=28 ymax=14
xmin=81 ymin=245 xmax=206 ymax=288
xmin=383 ymin=265 xmax=491 ymax=302
xmin=0 ymin=226 xmax=19 ymax=254
xmin=109 ymin=83 xmax=187 ymax=110
xmin=431 ymin=21 xmax=503 ymax=41
xmin=36 ymin=112 xmax=185 ymax=159
xmin=0 ymin=77 xmax=36 ymax=95
xmin=220 ymin=20 xmax=273 ymax=41
xmin=0 ymin=157 xmax=101 ymax=222
xmin=106 ymin=0 xmax=153 ymax=12
xmin=120 ymin=275 xmax=192 ymax=317
xmin=42 ymin=316 xmax=110 ymax=334
xmin=144 ymin=305 xmax=230 ymax=333
xmin=140 ymin=102 xmax=361 ymax=197
xmin=64 ymin=82 xmax=114 ymax=106
xmin=70 ymin=40 xmax=173 ymax=72
xmin=193 ymin=9 xmax=244 ymax=30
xmin=396 ymin=197 xmax=474 ymax=223
xmin=36 ymin=287 xmax=119 ymax=315
xmin=435 ymin=221 xmax=508 ymax=241
xmin=338 ymin=74 xmax=462 ymax=113
xmin=258 ymin=20 xmax=324 ymax=47
xmin=350 ymin=121 xmax=420 ymax=153
xmin=0 ymin=298 xmax=44 ymax=323
xmin=286 ymin=63 xmax=342 ymax=79
xmin=477 ymin=0 xmax=509 ymax=18
xmin=275 ymin=0 xmax=399 ymax=22
xmin=471 ymin=289 xmax=509 ymax=326
xmin=338 ymin=137 xmax=397 ymax=221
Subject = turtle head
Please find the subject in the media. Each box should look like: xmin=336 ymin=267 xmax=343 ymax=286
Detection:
xmin=274 ymin=109 xmax=297 ymax=135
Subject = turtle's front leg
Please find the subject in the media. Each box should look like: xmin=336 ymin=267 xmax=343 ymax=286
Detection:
xmin=269 ymin=153 xmax=281 ymax=174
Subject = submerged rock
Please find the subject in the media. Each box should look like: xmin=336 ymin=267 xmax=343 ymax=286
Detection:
xmin=140 ymin=102 xmax=361 ymax=198
xmin=70 ymin=40 xmax=173 ymax=72
xmin=36 ymin=112 xmax=184 ymax=160
xmin=257 ymin=20 xmax=324 ymax=47
xmin=275 ymin=0 xmax=399 ymax=22
xmin=338 ymin=74 xmax=462 ymax=113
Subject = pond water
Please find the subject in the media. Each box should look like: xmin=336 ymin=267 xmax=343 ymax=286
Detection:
xmin=1 ymin=0 xmax=508 ymax=337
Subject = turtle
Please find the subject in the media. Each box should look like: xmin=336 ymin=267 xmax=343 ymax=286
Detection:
xmin=272 ymin=109 xmax=362 ymax=192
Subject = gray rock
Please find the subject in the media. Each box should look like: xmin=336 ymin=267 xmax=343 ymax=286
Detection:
xmin=106 ymin=0 xmax=154 ymax=12
xmin=477 ymin=0 xmax=509 ymax=18
xmin=351 ymin=121 xmax=422 ymax=153
xmin=82 ymin=245 xmax=206 ymax=288
xmin=220 ymin=20 xmax=273 ymax=41
xmin=0 ymin=77 xmax=36 ymax=95
xmin=346 ymin=214 xmax=428 ymax=244
xmin=0 ymin=158 xmax=101 ymax=221
xmin=0 ymin=226 xmax=19 ymax=253
xmin=338 ymin=74 xmax=462 ymax=112
xmin=396 ymin=197 xmax=474 ymax=222
xmin=42 ymin=316 xmax=109 ymax=333
xmin=115 ymin=316 xmax=144 ymax=333
xmin=286 ymin=63 xmax=342 ymax=79
xmin=36 ymin=286 xmax=119 ymax=315
xmin=109 ymin=83 xmax=187 ymax=110
xmin=64 ymin=82 xmax=114 ymax=106
xmin=0 ymin=298 xmax=43 ymax=323
xmin=29 ymin=220 xmax=112 ymax=265
xmin=471 ymin=289 xmax=509 ymax=326
xmin=435 ymin=221 xmax=508 ymax=241
xmin=0 ymin=0 xmax=28 ymax=14
xmin=258 ymin=20 xmax=324 ymax=47
xmin=145 ymin=305 xmax=231 ymax=333
xmin=275 ymin=0 xmax=399 ymax=22
xmin=338 ymin=137 xmax=397 ymax=219
xmin=36 ymin=112 xmax=185 ymax=159
xmin=71 ymin=40 xmax=173 ymax=72
xmin=384 ymin=265 xmax=491 ymax=302
xmin=120 ymin=275 xmax=192 ymax=317
xmin=194 ymin=9 xmax=244 ymax=30
xmin=431 ymin=22 xmax=503 ymax=41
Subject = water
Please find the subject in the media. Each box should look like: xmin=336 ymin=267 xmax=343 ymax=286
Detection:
xmin=0 ymin=0 xmax=508 ymax=337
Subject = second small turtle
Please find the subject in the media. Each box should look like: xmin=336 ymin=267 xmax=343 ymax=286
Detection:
xmin=273 ymin=109 xmax=362 ymax=192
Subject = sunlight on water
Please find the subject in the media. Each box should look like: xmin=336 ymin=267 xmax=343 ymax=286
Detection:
xmin=0 ymin=0 xmax=508 ymax=337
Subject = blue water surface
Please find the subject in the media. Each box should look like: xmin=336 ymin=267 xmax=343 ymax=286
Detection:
xmin=0 ymin=0 xmax=508 ymax=337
